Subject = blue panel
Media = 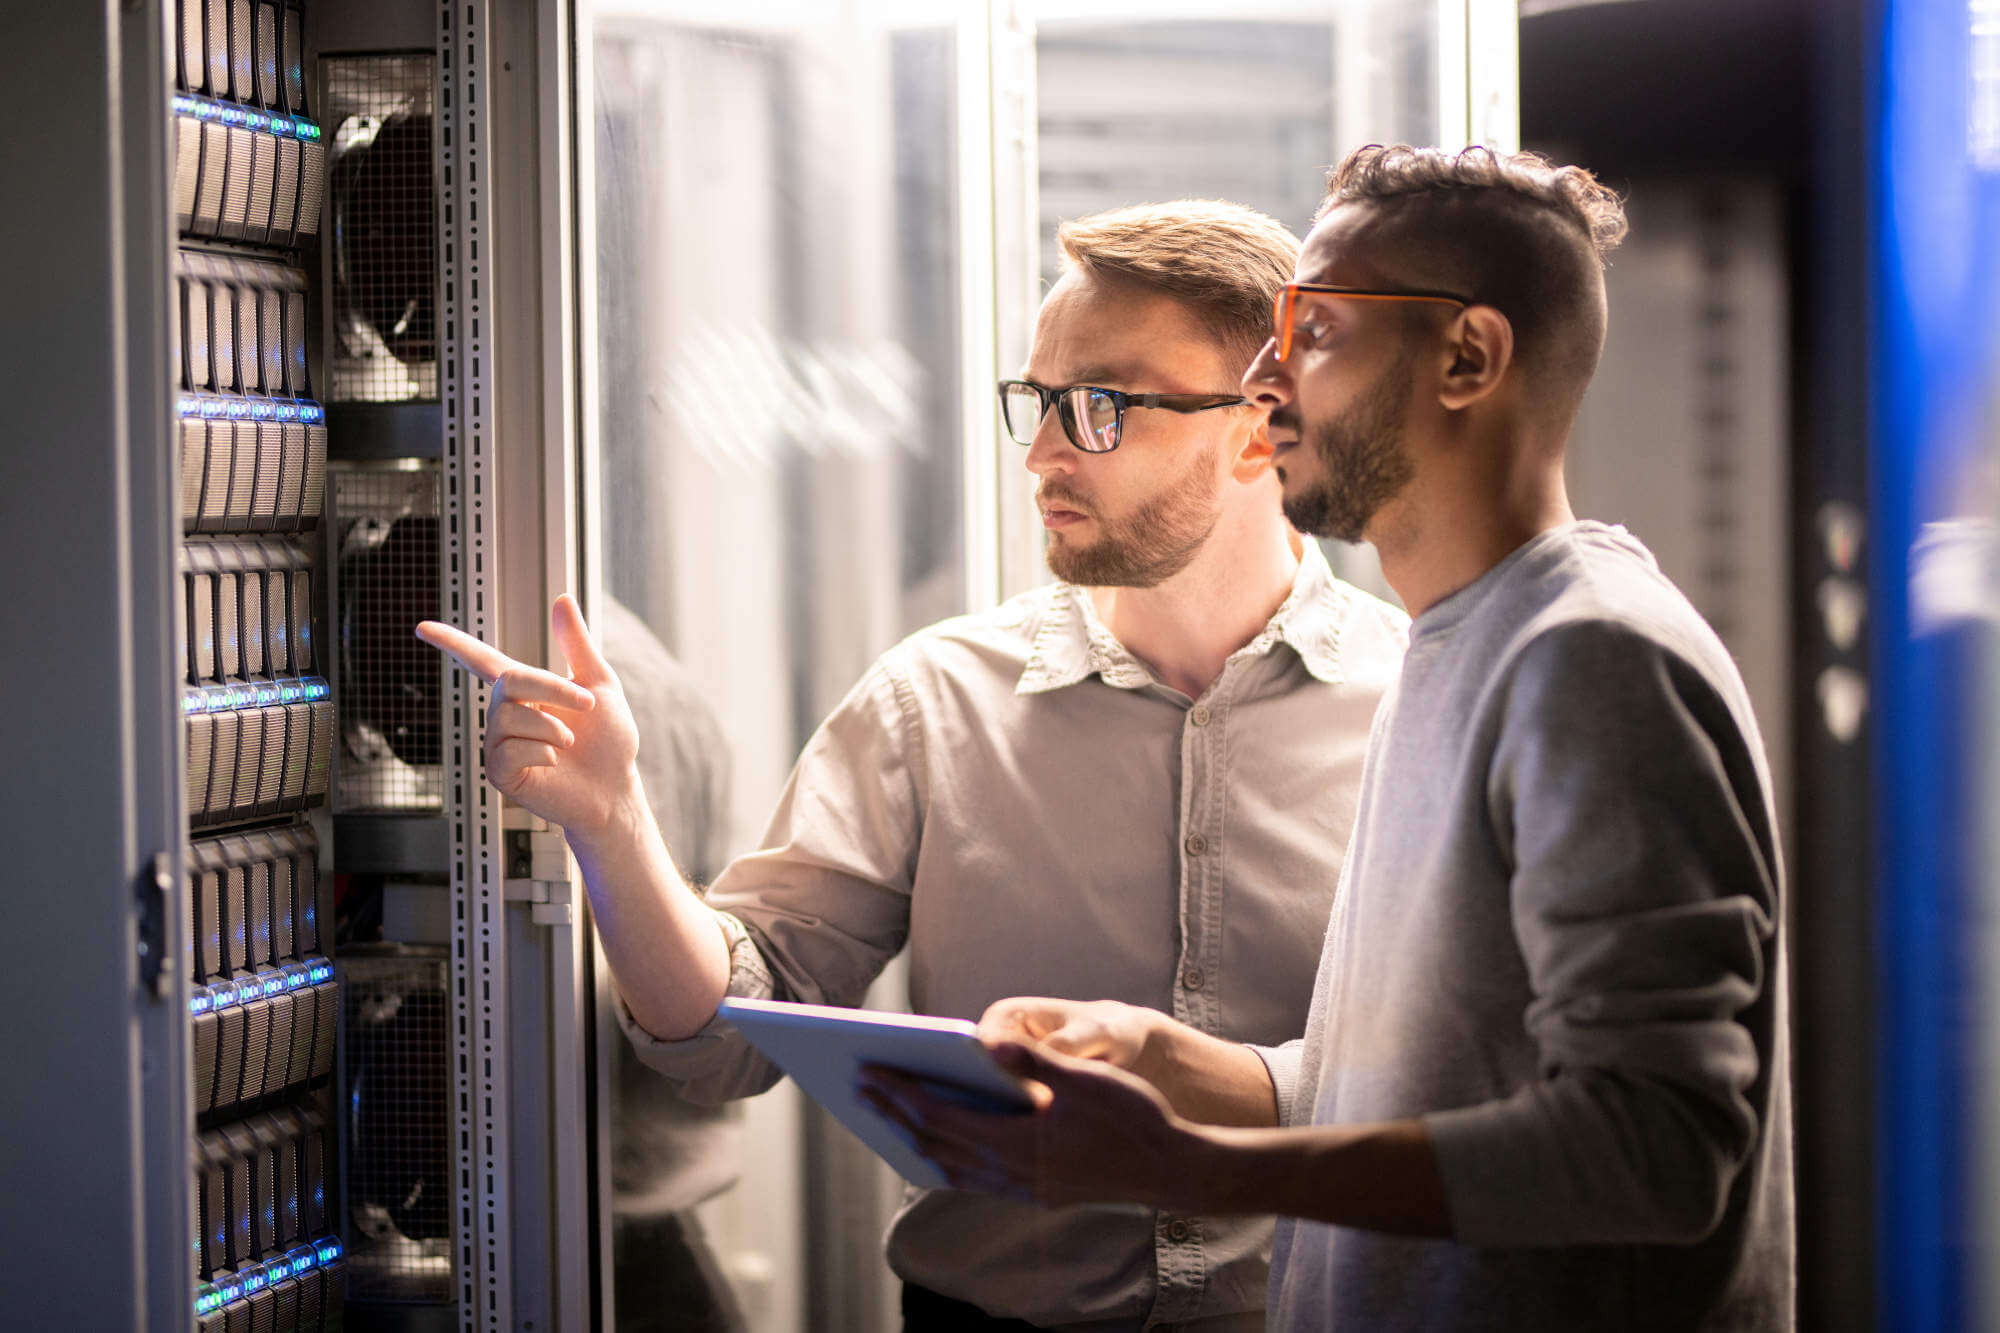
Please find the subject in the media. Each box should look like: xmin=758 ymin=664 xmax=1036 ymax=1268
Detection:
xmin=1874 ymin=3 xmax=2000 ymax=1328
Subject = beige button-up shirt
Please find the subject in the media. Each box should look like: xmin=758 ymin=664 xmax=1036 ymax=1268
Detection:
xmin=621 ymin=542 xmax=1407 ymax=1330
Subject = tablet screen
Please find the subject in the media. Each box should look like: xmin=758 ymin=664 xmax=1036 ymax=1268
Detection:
xmin=716 ymin=997 xmax=1033 ymax=1188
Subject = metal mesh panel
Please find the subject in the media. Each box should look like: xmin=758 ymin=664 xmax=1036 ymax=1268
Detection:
xmin=332 ymin=465 xmax=442 ymax=811
xmin=256 ymin=1 xmax=278 ymax=107
xmin=340 ymin=950 xmax=454 ymax=1303
xmin=324 ymin=56 xmax=438 ymax=402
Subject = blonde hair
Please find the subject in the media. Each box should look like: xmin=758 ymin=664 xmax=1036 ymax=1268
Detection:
xmin=1056 ymin=199 xmax=1300 ymax=375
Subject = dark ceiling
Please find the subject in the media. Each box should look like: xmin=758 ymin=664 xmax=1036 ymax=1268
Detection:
xmin=1520 ymin=0 xmax=1816 ymax=181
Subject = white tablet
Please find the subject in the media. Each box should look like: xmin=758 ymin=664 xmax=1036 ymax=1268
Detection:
xmin=716 ymin=996 xmax=1035 ymax=1188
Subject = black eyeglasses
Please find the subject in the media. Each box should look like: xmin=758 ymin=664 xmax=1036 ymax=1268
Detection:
xmin=997 ymin=379 xmax=1248 ymax=454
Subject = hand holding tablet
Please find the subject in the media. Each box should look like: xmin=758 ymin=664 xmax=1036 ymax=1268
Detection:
xmin=715 ymin=997 xmax=1035 ymax=1188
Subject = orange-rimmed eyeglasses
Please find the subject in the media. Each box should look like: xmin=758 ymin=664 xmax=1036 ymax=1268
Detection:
xmin=1271 ymin=282 xmax=1470 ymax=362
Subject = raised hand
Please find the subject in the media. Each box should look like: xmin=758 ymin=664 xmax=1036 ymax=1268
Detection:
xmin=415 ymin=594 xmax=641 ymax=839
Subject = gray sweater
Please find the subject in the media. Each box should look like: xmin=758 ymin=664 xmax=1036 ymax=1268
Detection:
xmin=1264 ymin=523 xmax=1794 ymax=1330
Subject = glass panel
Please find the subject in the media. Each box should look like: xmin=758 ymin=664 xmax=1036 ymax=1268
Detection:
xmin=590 ymin=6 xmax=970 ymax=1331
xmin=584 ymin=4 xmax=1462 ymax=1328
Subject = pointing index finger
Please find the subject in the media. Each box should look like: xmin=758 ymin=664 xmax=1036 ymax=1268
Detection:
xmin=416 ymin=620 xmax=512 ymax=684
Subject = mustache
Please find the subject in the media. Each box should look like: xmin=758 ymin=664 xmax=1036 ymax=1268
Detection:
xmin=1036 ymin=485 xmax=1092 ymax=514
xmin=1267 ymin=407 xmax=1302 ymax=436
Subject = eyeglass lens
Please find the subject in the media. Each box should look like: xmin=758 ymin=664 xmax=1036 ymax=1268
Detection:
xmin=1000 ymin=383 xmax=1121 ymax=452
xmin=1273 ymin=288 xmax=1296 ymax=362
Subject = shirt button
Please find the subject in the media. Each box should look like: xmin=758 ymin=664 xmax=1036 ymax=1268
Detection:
xmin=1190 ymin=704 xmax=1211 ymax=727
xmin=1167 ymin=1219 xmax=1192 ymax=1243
xmin=1184 ymin=833 xmax=1207 ymax=857
xmin=1182 ymin=967 xmax=1205 ymax=991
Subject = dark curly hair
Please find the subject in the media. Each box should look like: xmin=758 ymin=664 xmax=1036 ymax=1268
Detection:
xmin=1316 ymin=144 xmax=1628 ymax=411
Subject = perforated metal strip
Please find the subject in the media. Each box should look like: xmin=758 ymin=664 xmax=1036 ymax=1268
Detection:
xmin=440 ymin=1 xmax=510 ymax=1328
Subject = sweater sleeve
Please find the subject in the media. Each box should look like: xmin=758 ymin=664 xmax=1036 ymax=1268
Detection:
xmin=621 ymin=657 xmax=926 ymax=1103
xmin=1422 ymin=620 xmax=1782 ymax=1246
xmin=1247 ymin=1039 xmax=1306 ymax=1128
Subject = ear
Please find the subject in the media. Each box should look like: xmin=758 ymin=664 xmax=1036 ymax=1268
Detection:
xmin=1229 ymin=410 xmax=1276 ymax=483
xmin=1437 ymin=305 xmax=1513 ymax=411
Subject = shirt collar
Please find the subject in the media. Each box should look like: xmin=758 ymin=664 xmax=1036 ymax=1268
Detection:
xmin=1015 ymin=540 xmax=1354 ymax=696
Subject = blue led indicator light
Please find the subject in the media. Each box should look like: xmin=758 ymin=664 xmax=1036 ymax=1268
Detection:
xmin=195 ymin=101 xmax=216 ymax=118
xmin=250 ymin=402 xmax=274 ymax=420
xmin=200 ymin=397 xmax=226 ymax=418
xmin=271 ymin=117 xmax=292 ymax=135
xmin=226 ymin=401 xmax=250 ymax=419
xmin=276 ymin=405 xmax=298 ymax=421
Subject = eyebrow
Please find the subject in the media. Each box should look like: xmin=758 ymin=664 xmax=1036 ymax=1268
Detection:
xmin=1019 ymin=364 xmax=1183 ymax=391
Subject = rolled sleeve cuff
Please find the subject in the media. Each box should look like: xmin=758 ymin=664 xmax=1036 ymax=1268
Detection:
xmin=1422 ymin=1097 xmax=1586 ymax=1247
xmin=1246 ymin=1040 xmax=1304 ymax=1128
xmin=615 ymin=909 xmax=786 ymax=1100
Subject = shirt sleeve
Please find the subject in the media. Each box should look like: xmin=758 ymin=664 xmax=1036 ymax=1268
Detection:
xmin=620 ymin=657 xmax=926 ymax=1103
xmin=1422 ymin=620 xmax=1782 ymax=1247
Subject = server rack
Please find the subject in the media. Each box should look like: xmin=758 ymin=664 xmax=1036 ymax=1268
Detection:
xmin=173 ymin=3 xmax=348 ymax=1329
xmin=1 ymin=2 xmax=595 ymax=1329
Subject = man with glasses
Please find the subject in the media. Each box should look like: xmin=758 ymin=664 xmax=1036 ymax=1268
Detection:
xmin=418 ymin=198 xmax=1407 ymax=1331
xmin=867 ymin=145 xmax=1794 ymax=1331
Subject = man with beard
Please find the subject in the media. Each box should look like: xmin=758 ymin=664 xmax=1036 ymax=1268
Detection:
xmin=418 ymin=199 xmax=1408 ymax=1331
xmin=865 ymin=145 xmax=1795 ymax=1332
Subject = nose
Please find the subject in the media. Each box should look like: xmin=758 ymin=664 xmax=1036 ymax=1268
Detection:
xmin=1022 ymin=401 xmax=1077 ymax=478
xmin=1242 ymin=337 xmax=1291 ymax=410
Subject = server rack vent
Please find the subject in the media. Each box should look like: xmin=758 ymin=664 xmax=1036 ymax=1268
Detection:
xmin=324 ymin=55 xmax=438 ymax=403
xmin=339 ymin=949 xmax=454 ymax=1303
xmin=333 ymin=464 xmax=442 ymax=811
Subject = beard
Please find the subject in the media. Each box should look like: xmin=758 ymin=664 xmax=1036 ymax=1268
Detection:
xmin=1279 ymin=351 xmax=1415 ymax=544
xmin=1042 ymin=438 xmax=1222 ymax=588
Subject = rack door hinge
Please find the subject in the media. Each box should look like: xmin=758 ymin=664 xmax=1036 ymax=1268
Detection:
xmin=138 ymin=852 xmax=172 ymax=997
xmin=504 ymin=827 xmax=572 ymax=926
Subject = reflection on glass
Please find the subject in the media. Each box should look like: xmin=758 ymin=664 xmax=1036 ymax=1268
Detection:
xmin=592 ymin=8 xmax=967 ymax=1331
xmin=1036 ymin=18 xmax=1336 ymax=272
